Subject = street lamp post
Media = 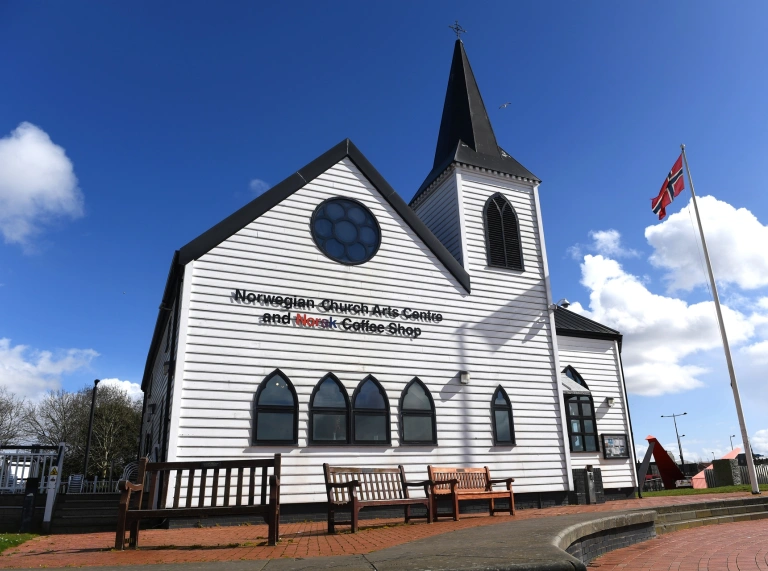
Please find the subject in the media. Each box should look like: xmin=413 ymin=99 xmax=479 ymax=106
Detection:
xmin=730 ymin=435 xmax=736 ymax=450
xmin=661 ymin=412 xmax=687 ymax=467
xmin=83 ymin=379 xmax=100 ymax=477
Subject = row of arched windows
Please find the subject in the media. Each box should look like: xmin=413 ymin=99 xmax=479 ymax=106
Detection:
xmin=252 ymin=370 xmax=516 ymax=446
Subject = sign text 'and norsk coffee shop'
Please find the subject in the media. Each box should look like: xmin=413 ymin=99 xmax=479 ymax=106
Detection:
xmin=233 ymin=289 xmax=444 ymax=338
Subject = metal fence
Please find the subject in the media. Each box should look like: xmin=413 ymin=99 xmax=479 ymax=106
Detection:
xmin=0 ymin=446 xmax=63 ymax=494
xmin=740 ymin=464 xmax=768 ymax=485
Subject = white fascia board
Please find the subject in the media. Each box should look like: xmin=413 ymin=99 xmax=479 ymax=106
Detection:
xmin=166 ymin=262 xmax=193 ymax=463
xmin=534 ymin=183 xmax=574 ymax=491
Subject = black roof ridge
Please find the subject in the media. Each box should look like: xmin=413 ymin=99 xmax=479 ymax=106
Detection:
xmin=553 ymin=305 xmax=622 ymax=347
xmin=177 ymin=138 xmax=470 ymax=292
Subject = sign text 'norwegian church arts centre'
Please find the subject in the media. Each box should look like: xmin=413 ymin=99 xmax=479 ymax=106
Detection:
xmin=233 ymin=290 xmax=445 ymax=339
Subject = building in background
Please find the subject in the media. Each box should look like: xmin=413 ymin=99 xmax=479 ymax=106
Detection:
xmin=140 ymin=39 xmax=638 ymax=510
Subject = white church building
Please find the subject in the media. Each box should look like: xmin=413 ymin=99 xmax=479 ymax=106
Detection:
xmin=140 ymin=40 xmax=638 ymax=511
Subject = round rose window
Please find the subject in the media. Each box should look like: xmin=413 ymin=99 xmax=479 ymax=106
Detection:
xmin=311 ymin=198 xmax=381 ymax=265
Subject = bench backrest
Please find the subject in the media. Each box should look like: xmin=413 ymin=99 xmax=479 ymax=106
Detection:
xmin=134 ymin=454 xmax=281 ymax=511
xmin=428 ymin=466 xmax=490 ymax=492
xmin=323 ymin=465 xmax=408 ymax=502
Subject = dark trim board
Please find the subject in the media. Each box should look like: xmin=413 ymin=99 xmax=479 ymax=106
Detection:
xmin=177 ymin=139 xmax=470 ymax=292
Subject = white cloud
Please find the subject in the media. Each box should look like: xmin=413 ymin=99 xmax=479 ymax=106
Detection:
xmin=753 ymin=429 xmax=768 ymax=455
xmin=99 ymin=378 xmax=143 ymax=401
xmin=249 ymin=178 xmax=270 ymax=196
xmin=741 ymin=340 xmax=768 ymax=365
xmin=646 ymin=196 xmax=768 ymax=292
xmin=0 ymin=338 xmax=98 ymax=399
xmin=575 ymin=254 xmax=757 ymax=396
xmin=568 ymin=229 xmax=639 ymax=260
xmin=0 ymin=122 xmax=84 ymax=246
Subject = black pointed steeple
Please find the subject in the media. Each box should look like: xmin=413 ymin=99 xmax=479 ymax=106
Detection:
xmin=412 ymin=40 xmax=539 ymax=203
xmin=434 ymin=40 xmax=501 ymax=165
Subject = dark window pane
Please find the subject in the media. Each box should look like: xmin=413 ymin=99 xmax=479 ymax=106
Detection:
xmin=581 ymin=402 xmax=593 ymax=417
xmin=568 ymin=402 xmax=579 ymax=416
xmin=494 ymin=410 xmax=512 ymax=442
xmin=403 ymin=383 xmax=431 ymax=410
xmin=584 ymin=420 xmax=594 ymax=434
xmin=585 ymin=436 xmax=597 ymax=452
xmin=494 ymin=391 xmax=507 ymax=405
xmin=256 ymin=412 xmax=294 ymax=441
xmin=314 ymin=377 xmax=347 ymax=408
xmin=572 ymin=435 xmax=583 ymax=451
xmin=354 ymin=413 xmax=387 ymax=442
xmin=403 ymin=415 xmax=433 ymax=442
xmin=257 ymin=374 xmax=294 ymax=406
xmin=312 ymin=413 xmax=347 ymax=441
xmin=355 ymin=380 xmax=385 ymax=409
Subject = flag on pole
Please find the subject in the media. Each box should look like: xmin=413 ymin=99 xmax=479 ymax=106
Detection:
xmin=651 ymin=155 xmax=685 ymax=220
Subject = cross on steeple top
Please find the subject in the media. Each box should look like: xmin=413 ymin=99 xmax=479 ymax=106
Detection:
xmin=448 ymin=20 xmax=466 ymax=39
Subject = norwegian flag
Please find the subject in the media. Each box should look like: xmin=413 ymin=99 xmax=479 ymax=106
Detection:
xmin=651 ymin=155 xmax=685 ymax=220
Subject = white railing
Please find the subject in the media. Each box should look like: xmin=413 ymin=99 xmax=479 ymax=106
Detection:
xmin=0 ymin=446 xmax=62 ymax=494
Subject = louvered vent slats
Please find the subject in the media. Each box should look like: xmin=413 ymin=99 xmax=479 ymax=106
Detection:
xmin=484 ymin=194 xmax=524 ymax=271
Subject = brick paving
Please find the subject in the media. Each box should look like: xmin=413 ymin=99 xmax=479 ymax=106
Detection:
xmin=590 ymin=518 xmax=768 ymax=570
xmin=0 ymin=492 xmax=757 ymax=569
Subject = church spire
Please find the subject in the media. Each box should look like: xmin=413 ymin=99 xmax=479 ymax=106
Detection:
xmin=433 ymin=39 xmax=501 ymax=167
xmin=412 ymin=39 xmax=539 ymax=202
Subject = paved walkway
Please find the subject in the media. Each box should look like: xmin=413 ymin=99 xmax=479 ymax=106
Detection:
xmin=0 ymin=492 xmax=757 ymax=569
xmin=590 ymin=518 xmax=768 ymax=570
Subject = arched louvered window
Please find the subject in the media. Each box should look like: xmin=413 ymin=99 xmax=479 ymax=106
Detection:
xmin=484 ymin=193 xmax=524 ymax=270
xmin=309 ymin=373 xmax=350 ymax=444
xmin=252 ymin=369 xmax=298 ymax=445
xmin=491 ymin=386 xmax=515 ymax=445
xmin=352 ymin=375 xmax=391 ymax=445
xmin=562 ymin=366 xmax=598 ymax=452
xmin=399 ymin=378 xmax=437 ymax=445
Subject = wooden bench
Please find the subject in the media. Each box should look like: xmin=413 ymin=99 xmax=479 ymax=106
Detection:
xmin=323 ymin=464 xmax=432 ymax=533
xmin=427 ymin=465 xmax=514 ymax=521
xmin=116 ymin=455 xmax=281 ymax=549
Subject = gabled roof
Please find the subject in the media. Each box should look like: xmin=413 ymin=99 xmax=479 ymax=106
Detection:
xmin=143 ymin=139 xmax=472 ymax=391
xmin=178 ymin=139 xmax=470 ymax=292
xmin=411 ymin=40 xmax=539 ymax=204
xmin=553 ymin=306 xmax=623 ymax=347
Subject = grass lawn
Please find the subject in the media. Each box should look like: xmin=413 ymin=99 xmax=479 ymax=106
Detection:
xmin=0 ymin=534 xmax=37 ymax=554
xmin=640 ymin=484 xmax=768 ymax=497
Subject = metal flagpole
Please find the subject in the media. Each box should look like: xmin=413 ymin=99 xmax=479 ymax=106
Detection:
xmin=680 ymin=144 xmax=760 ymax=494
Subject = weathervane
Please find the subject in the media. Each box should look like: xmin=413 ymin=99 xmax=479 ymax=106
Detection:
xmin=448 ymin=20 xmax=466 ymax=39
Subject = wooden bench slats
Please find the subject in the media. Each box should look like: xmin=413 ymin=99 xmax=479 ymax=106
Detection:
xmin=323 ymin=464 xmax=431 ymax=534
xmin=428 ymin=465 xmax=514 ymax=521
xmin=116 ymin=455 xmax=281 ymax=550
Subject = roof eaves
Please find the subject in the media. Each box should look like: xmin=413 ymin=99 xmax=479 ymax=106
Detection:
xmin=141 ymin=250 xmax=181 ymax=392
xmin=176 ymin=139 xmax=470 ymax=293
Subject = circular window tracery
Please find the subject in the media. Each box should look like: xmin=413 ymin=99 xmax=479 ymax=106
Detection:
xmin=311 ymin=198 xmax=381 ymax=265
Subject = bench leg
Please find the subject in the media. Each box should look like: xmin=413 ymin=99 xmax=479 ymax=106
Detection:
xmin=327 ymin=505 xmax=336 ymax=534
xmin=351 ymin=498 xmax=359 ymax=533
xmin=115 ymin=514 xmax=126 ymax=550
xmin=489 ymin=498 xmax=495 ymax=515
xmin=404 ymin=505 xmax=410 ymax=523
xmin=426 ymin=498 xmax=433 ymax=524
xmin=452 ymin=493 xmax=459 ymax=521
xmin=509 ymin=489 xmax=515 ymax=516
xmin=129 ymin=520 xmax=139 ymax=549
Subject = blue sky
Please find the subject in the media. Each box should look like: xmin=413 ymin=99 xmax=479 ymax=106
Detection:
xmin=1 ymin=1 xmax=767 ymax=462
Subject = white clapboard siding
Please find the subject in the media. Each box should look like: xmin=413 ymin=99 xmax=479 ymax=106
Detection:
xmin=412 ymin=173 xmax=462 ymax=264
xmin=557 ymin=335 xmax=635 ymax=488
xmin=170 ymin=157 xmax=571 ymax=503
xmin=141 ymin=306 xmax=176 ymax=462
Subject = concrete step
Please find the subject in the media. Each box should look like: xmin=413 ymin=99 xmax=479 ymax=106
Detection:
xmin=656 ymin=510 xmax=768 ymax=535
xmin=655 ymin=503 xmax=768 ymax=524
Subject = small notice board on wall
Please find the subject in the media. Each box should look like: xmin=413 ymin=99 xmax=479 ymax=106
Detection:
xmin=601 ymin=434 xmax=629 ymax=459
